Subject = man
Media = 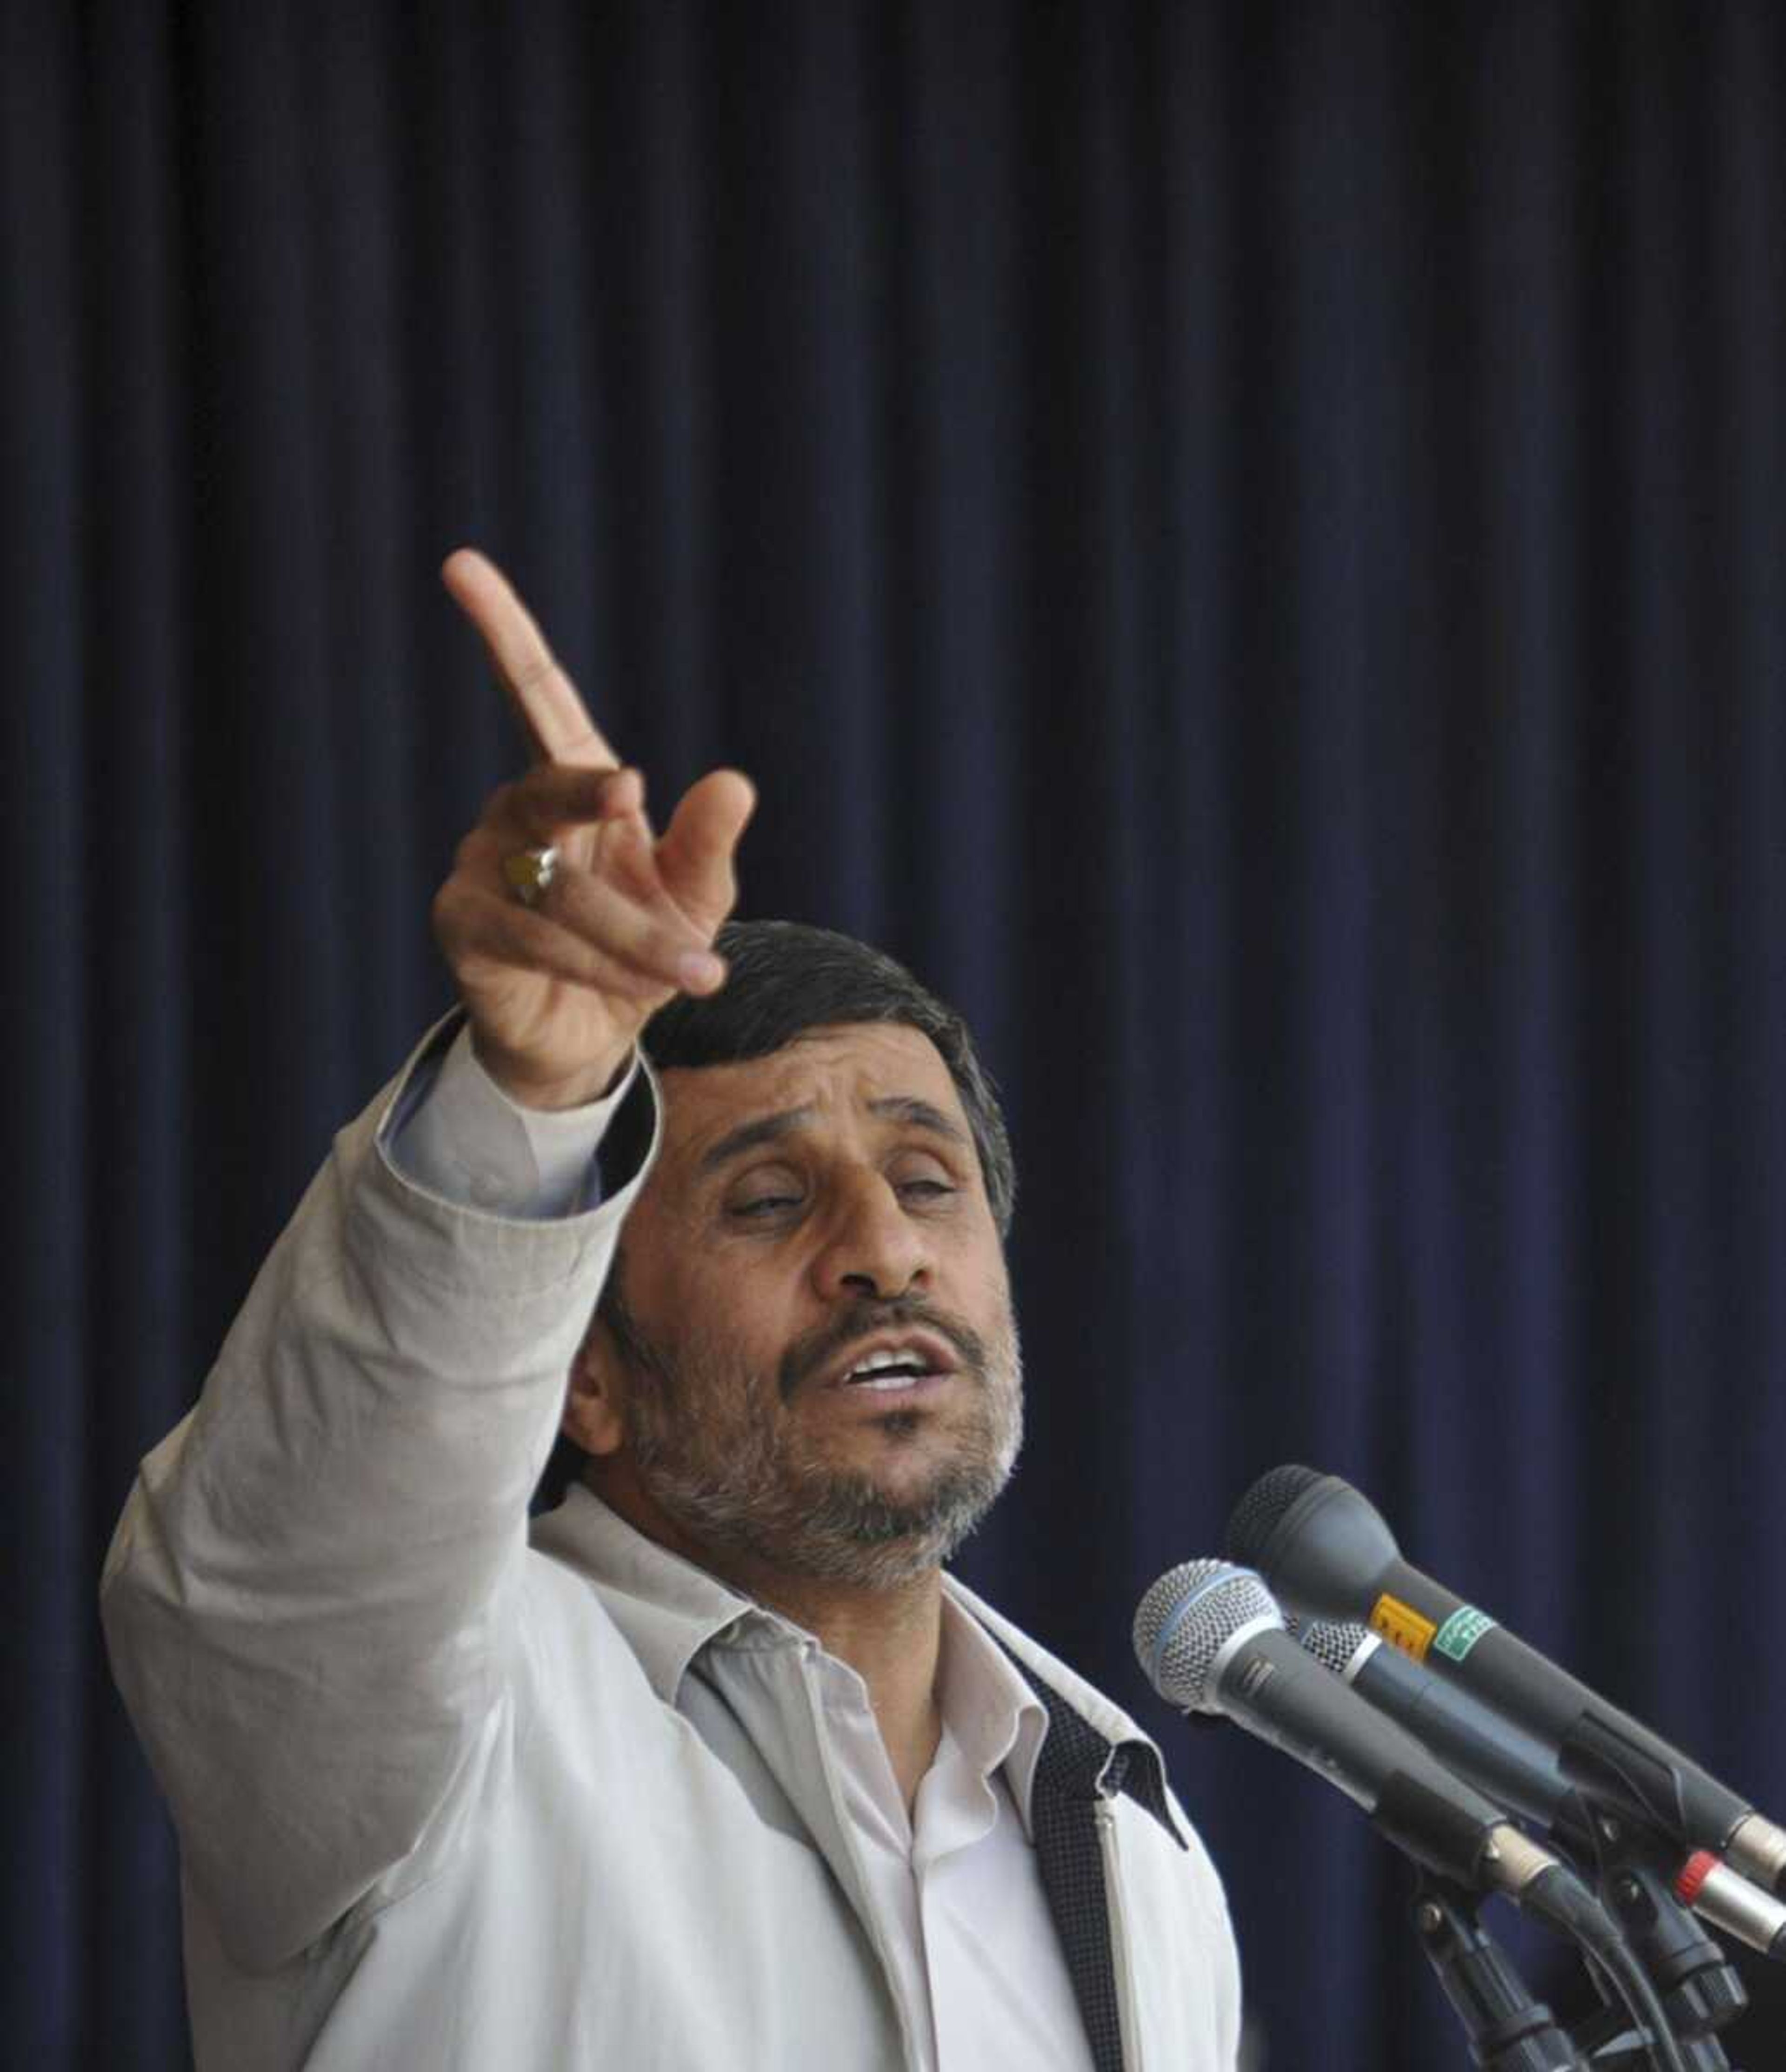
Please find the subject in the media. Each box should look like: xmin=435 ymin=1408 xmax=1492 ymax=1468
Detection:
xmin=103 ymin=551 xmax=1241 ymax=2069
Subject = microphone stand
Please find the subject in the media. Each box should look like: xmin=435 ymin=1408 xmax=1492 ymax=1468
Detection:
xmin=1409 ymin=1849 xmax=1720 ymax=2072
xmin=1563 ymin=1814 xmax=1747 ymax=2072
xmin=1410 ymin=1872 xmax=1590 ymax=2071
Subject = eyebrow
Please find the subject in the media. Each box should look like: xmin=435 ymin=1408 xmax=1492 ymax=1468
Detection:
xmin=866 ymin=1096 xmax=969 ymax=1146
xmin=694 ymin=1096 xmax=969 ymax=1178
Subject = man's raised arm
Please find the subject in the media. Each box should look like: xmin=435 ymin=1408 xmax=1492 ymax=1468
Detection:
xmin=100 ymin=552 xmax=753 ymax=1971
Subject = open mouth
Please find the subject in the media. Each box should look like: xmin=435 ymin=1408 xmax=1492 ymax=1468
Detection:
xmin=824 ymin=1333 xmax=959 ymax=1395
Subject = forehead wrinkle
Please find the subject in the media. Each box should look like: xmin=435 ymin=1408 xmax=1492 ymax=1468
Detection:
xmin=664 ymin=1026 xmax=970 ymax=1186
xmin=692 ymin=1105 xmax=818 ymax=1179
xmin=684 ymin=1091 xmax=969 ymax=1185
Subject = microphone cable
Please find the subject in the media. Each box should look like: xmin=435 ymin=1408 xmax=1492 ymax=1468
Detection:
xmin=1577 ymin=1937 xmax=1692 ymax=2072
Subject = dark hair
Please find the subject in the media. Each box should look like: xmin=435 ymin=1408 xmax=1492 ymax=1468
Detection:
xmin=604 ymin=918 xmax=1016 ymax=1234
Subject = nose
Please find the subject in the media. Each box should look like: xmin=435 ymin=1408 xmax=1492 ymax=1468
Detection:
xmin=811 ymin=1172 xmax=931 ymax=1303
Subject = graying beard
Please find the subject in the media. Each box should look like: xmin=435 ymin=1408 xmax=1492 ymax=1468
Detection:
xmin=596 ymin=1251 xmax=1019 ymax=1591
xmin=608 ymin=1272 xmax=1024 ymax=1589
xmin=634 ymin=1432 xmax=1019 ymax=1588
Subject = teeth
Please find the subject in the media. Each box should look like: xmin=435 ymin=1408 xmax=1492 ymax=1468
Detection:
xmin=845 ymin=1346 xmax=930 ymax=1383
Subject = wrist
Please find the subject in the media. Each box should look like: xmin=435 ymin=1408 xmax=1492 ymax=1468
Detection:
xmin=469 ymin=1031 xmax=635 ymax=1112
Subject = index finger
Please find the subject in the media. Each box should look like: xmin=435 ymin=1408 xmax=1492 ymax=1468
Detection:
xmin=441 ymin=547 xmax=618 ymax=768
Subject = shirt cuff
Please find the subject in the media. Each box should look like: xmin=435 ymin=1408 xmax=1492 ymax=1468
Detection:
xmin=387 ymin=1022 xmax=640 ymax=1219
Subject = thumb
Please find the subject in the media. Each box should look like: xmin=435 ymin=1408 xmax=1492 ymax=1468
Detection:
xmin=656 ymin=770 xmax=756 ymax=933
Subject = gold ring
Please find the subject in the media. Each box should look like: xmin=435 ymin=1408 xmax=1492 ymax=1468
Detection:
xmin=502 ymin=846 xmax=559 ymax=908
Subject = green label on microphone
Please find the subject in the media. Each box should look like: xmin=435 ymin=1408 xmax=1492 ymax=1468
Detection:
xmin=1433 ymin=1606 xmax=1497 ymax=1662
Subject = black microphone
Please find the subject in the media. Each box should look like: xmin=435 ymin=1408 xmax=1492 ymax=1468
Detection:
xmin=1227 ymin=1466 xmax=1786 ymax=1899
xmin=1132 ymin=1559 xmax=1626 ymax=1948
xmin=1301 ymin=1618 xmax=1786 ymax=1964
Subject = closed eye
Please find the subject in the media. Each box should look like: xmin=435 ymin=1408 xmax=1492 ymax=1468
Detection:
xmin=732 ymin=1194 xmax=804 ymax=1219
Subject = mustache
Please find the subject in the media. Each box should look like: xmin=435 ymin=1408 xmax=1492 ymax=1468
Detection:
xmin=777 ymin=1295 xmax=991 ymax=1404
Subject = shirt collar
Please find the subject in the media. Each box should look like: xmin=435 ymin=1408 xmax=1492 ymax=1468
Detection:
xmin=530 ymin=1484 xmax=782 ymax=1703
xmin=941 ymin=1571 xmax=1189 ymax=1851
xmin=936 ymin=1593 xmax=1052 ymax=1838
xmin=533 ymin=1488 xmax=1183 ymax=1848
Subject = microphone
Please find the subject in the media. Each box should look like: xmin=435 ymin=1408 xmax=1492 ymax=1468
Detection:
xmin=1302 ymin=1618 xmax=1786 ymax=1964
xmin=1133 ymin=1560 xmax=1621 ymax=1943
xmin=1227 ymin=1466 xmax=1786 ymax=1899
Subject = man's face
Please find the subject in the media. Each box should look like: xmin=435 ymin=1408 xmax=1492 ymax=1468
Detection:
xmin=575 ymin=1022 xmax=1022 ymax=1589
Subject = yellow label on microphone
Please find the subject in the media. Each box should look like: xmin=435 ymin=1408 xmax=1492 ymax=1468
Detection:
xmin=1370 ymin=1592 xmax=1438 ymax=1662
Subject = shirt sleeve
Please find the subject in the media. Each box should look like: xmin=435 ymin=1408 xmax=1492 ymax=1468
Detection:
xmin=99 ymin=1013 xmax=660 ymax=1973
xmin=389 ymin=1019 xmax=640 ymax=1218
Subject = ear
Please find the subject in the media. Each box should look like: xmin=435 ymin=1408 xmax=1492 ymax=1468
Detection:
xmin=562 ymin=1315 xmax=628 ymax=1458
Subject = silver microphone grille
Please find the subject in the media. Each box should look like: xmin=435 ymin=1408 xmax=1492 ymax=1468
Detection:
xmin=1133 ymin=1559 xmax=1283 ymax=1712
xmin=1300 ymin=1619 xmax=1373 ymax=1679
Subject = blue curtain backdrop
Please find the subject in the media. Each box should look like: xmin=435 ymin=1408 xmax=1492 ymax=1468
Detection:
xmin=7 ymin=2 xmax=1785 ymax=2065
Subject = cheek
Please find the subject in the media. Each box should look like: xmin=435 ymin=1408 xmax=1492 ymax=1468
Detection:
xmin=675 ymin=1260 xmax=806 ymax=1368
xmin=963 ymin=1242 xmax=1013 ymax=1315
